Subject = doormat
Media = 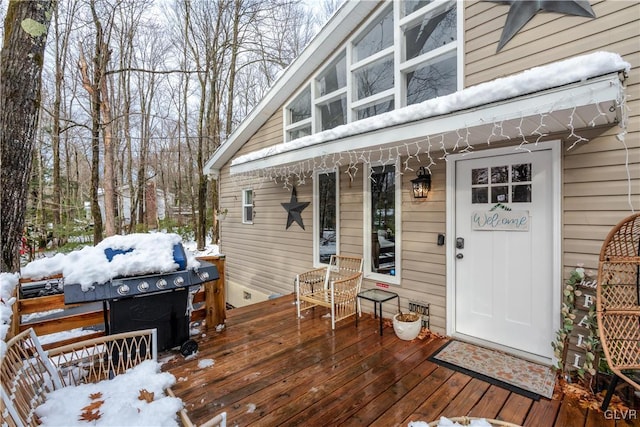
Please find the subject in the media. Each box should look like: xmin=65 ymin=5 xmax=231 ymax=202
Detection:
xmin=429 ymin=340 xmax=556 ymax=400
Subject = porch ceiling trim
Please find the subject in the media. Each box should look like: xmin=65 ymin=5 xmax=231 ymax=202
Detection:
xmin=230 ymin=72 xmax=624 ymax=176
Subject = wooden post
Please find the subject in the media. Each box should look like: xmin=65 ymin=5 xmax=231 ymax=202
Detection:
xmin=197 ymin=255 xmax=226 ymax=328
xmin=10 ymin=284 xmax=20 ymax=339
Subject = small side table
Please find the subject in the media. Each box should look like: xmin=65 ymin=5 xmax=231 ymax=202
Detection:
xmin=357 ymin=288 xmax=400 ymax=335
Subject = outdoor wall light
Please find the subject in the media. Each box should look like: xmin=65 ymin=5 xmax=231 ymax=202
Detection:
xmin=411 ymin=166 xmax=431 ymax=199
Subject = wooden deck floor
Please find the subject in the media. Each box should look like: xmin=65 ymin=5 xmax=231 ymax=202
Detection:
xmin=162 ymin=294 xmax=639 ymax=427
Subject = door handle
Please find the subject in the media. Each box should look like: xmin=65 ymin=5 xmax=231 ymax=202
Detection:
xmin=456 ymin=253 xmax=464 ymax=259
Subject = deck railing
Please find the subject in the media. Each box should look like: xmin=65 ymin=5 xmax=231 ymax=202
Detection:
xmin=10 ymin=255 xmax=226 ymax=350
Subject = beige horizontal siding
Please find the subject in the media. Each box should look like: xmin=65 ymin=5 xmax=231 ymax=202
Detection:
xmin=464 ymin=1 xmax=638 ymax=85
xmin=215 ymin=0 xmax=639 ymax=334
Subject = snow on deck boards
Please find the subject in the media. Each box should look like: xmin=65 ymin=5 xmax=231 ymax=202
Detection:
xmin=162 ymin=294 xmax=638 ymax=427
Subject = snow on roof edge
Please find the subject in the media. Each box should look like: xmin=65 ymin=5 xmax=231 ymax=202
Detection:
xmin=231 ymin=51 xmax=630 ymax=167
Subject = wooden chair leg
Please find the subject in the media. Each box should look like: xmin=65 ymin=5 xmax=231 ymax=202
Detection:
xmin=601 ymin=374 xmax=620 ymax=411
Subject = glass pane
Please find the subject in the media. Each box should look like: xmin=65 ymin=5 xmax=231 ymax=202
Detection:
xmin=288 ymin=126 xmax=311 ymax=141
xmin=512 ymin=185 xmax=532 ymax=203
xmin=244 ymin=190 xmax=252 ymax=204
xmin=512 ymin=163 xmax=532 ymax=182
xmin=405 ymin=6 xmax=456 ymax=60
xmin=491 ymin=166 xmax=509 ymax=184
xmin=356 ymin=99 xmax=394 ymax=120
xmin=288 ymin=87 xmax=311 ymax=123
xmin=472 ymin=188 xmax=488 ymax=204
xmin=244 ymin=206 xmax=252 ymax=222
xmin=404 ymin=0 xmax=434 ymax=16
xmin=355 ymin=56 xmax=394 ymax=100
xmin=318 ymin=52 xmax=346 ymax=96
xmin=406 ymin=54 xmax=456 ymax=105
xmin=491 ymin=186 xmax=509 ymax=203
xmin=371 ymin=165 xmax=396 ymax=276
xmin=320 ymin=96 xmax=347 ymax=131
xmin=472 ymin=168 xmax=488 ymax=185
xmin=318 ymin=172 xmax=337 ymax=264
xmin=354 ymin=8 xmax=394 ymax=61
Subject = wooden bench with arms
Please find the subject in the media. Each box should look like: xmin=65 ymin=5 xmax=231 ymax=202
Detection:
xmin=295 ymin=255 xmax=363 ymax=329
xmin=596 ymin=212 xmax=640 ymax=410
xmin=0 ymin=328 xmax=226 ymax=427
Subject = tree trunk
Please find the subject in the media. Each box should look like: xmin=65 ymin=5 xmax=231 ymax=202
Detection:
xmin=0 ymin=0 xmax=54 ymax=272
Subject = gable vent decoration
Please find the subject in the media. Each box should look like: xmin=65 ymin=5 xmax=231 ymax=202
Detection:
xmin=486 ymin=0 xmax=596 ymax=52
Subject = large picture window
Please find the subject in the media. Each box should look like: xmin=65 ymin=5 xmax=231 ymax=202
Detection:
xmin=314 ymin=171 xmax=338 ymax=266
xmin=282 ymin=1 xmax=459 ymax=139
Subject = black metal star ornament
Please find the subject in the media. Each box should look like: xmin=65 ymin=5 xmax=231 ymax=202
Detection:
xmin=486 ymin=0 xmax=596 ymax=52
xmin=281 ymin=187 xmax=310 ymax=230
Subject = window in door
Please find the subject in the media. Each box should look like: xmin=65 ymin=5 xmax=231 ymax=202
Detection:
xmin=471 ymin=163 xmax=532 ymax=204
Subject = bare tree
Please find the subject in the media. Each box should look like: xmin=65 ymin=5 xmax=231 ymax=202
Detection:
xmin=0 ymin=0 xmax=55 ymax=271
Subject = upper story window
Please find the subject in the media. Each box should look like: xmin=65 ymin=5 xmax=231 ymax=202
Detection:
xmin=353 ymin=7 xmax=394 ymax=62
xmin=285 ymin=86 xmax=312 ymax=142
xmin=403 ymin=0 xmax=434 ymax=16
xmin=283 ymin=0 xmax=459 ymax=141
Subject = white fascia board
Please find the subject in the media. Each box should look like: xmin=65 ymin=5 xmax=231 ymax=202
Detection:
xmin=230 ymin=73 xmax=623 ymax=175
xmin=204 ymin=0 xmax=382 ymax=178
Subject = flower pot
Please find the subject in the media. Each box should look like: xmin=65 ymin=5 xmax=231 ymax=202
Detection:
xmin=393 ymin=312 xmax=422 ymax=340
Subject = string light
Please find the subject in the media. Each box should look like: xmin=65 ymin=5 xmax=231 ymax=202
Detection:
xmin=229 ymin=96 xmax=630 ymax=205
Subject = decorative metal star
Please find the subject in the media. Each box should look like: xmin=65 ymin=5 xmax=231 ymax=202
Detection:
xmin=281 ymin=187 xmax=310 ymax=230
xmin=485 ymin=0 xmax=596 ymax=52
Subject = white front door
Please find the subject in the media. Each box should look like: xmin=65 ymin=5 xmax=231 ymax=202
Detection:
xmin=452 ymin=146 xmax=557 ymax=360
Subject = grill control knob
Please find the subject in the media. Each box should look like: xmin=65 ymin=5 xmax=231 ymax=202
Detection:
xmin=198 ymin=271 xmax=210 ymax=281
xmin=137 ymin=281 xmax=150 ymax=292
xmin=117 ymin=284 xmax=130 ymax=295
xmin=156 ymin=278 xmax=167 ymax=289
xmin=174 ymin=276 xmax=185 ymax=287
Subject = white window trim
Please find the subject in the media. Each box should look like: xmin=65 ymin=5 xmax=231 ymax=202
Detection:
xmin=313 ymin=169 xmax=340 ymax=268
xmin=363 ymin=159 xmax=401 ymax=285
xmin=283 ymin=84 xmax=314 ymax=142
xmin=281 ymin=0 xmax=462 ymax=141
xmin=242 ymin=188 xmax=253 ymax=224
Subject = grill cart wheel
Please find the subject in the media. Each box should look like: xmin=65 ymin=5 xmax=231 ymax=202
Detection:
xmin=180 ymin=339 xmax=198 ymax=356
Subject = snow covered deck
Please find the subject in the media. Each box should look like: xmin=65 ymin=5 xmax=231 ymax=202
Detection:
xmin=162 ymin=294 xmax=637 ymax=426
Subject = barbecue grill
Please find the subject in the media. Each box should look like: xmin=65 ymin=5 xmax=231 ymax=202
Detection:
xmin=64 ymin=245 xmax=219 ymax=354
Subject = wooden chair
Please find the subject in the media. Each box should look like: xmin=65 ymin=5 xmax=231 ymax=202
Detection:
xmin=596 ymin=212 xmax=640 ymax=410
xmin=0 ymin=328 xmax=227 ymax=427
xmin=295 ymin=255 xmax=363 ymax=329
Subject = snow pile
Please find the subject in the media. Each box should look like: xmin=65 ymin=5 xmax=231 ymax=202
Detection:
xmin=21 ymin=233 xmax=201 ymax=290
xmin=232 ymin=51 xmax=630 ymax=166
xmin=0 ymin=272 xmax=19 ymax=357
xmin=35 ymin=360 xmax=182 ymax=427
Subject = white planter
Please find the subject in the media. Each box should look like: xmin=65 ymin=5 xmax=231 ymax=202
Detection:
xmin=392 ymin=312 xmax=422 ymax=341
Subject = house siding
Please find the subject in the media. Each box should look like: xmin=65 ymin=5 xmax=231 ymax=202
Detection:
xmin=216 ymin=0 xmax=639 ymax=335
xmin=465 ymin=0 xmax=640 ymax=274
